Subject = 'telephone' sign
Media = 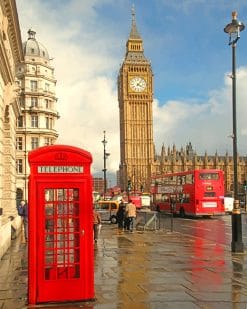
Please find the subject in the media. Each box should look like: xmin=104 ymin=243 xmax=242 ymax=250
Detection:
xmin=38 ymin=166 xmax=83 ymax=173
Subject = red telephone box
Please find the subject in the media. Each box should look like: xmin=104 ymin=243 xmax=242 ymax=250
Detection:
xmin=28 ymin=145 xmax=94 ymax=304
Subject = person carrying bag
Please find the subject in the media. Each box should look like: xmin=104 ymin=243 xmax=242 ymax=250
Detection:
xmin=93 ymin=207 xmax=101 ymax=243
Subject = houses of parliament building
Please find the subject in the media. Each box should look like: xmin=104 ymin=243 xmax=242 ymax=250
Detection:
xmin=118 ymin=8 xmax=247 ymax=197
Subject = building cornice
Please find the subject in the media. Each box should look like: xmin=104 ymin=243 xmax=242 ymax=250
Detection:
xmin=2 ymin=0 xmax=24 ymax=63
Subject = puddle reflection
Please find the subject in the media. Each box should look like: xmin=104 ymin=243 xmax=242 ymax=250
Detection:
xmin=189 ymin=220 xmax=228 ymax=289
xmin=232 ymin=254 xmax=244 ymax=305
xmin=190 ymin=237 xmax=226 ymax=289
xmin=116 ymin=234 xmax=149 ymax=305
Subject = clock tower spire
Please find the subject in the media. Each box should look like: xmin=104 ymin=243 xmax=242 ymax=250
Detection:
xmin=125 ymin=5 xmax=146 ymax=59
xmin=129 ymin=5 xmax=141 ymax=39
xmin=118 ymin=7 xmax=155 ymax=193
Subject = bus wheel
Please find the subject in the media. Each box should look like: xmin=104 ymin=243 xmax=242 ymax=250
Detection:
xmin=179 ymin=208 xmax=185 ymax=218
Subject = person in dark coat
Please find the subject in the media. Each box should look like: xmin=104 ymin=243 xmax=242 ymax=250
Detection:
xmin=17 ymin=200 xmax=28 ymax=241
xmin=116 ymin=200 xmax=125 ymax=230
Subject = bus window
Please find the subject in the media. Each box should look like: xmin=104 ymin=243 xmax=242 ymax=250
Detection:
xmin=178 ymin=193 xmax=183 ymax=203
xmin=156 ymin=193 xmax=162 ymax=200
xmin=199 ymin=173 xmax=219 ymax=180
xmin=161 ymin=194 xmax=169 ymax=202
xmin=182 ymin=193 xmax=190 ymax=203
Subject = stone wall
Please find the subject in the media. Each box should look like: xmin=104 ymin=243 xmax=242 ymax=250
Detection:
xmin=0 ymin=215 xmax=22 ymax=260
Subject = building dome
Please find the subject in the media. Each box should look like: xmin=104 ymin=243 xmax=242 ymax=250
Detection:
xmin=22 ymin=29 xmax=49 ymax=60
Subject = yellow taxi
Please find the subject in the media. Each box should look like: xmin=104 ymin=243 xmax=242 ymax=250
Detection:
xmin=94 ymin=200 xmax=119 ymax=224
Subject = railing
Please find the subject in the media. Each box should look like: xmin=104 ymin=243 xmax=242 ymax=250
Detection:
xmin=135 ymin=210 xmax=160 ymax=231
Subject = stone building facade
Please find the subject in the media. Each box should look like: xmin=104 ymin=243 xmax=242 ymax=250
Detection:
xmin=0 ymin=1 xmax=59 ymax=259
xmin=0 ymin=0 xmax=23 ymax=258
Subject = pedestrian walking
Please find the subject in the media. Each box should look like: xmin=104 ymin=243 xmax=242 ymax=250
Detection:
xmin=17 ymin=200 xmax=28 ymax=241
xmin=125 ymin=199 xmax=136 ymax=232
xmin=93 ymin=207 xmax=101 ymax=243
xmin=116 ymin=200 xmax=125 ymax=230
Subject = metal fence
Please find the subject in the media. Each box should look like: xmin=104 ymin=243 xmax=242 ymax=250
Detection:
xmin=135 ymin=210 xmax=174 ymax=232
xmin=135 ymin=210 xmax=161 ymax=231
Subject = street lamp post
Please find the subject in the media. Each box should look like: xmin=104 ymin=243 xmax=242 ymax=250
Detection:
xmin=224 ymin=11 xmax=245 ymax=253
xmin=122 ymin=162 xmax=127 ymax=192
xmin=102 ymin=131 xmax=110 ymax=199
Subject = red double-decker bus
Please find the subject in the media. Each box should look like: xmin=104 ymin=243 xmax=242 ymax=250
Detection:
xmin=150 ymin=169 xmax=225 ymax=217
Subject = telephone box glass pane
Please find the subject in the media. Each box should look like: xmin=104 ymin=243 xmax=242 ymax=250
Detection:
xmin=44 ymin=188 xmax=80 ymax=280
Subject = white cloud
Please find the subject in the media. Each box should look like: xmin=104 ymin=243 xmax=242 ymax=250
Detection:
xmin=154 ymin=67 xmax=247 ymax=155
xmin=56 ymin=76 xmax=119 ymax=175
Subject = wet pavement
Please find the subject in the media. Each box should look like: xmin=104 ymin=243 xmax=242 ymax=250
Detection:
xmin=0 ymin=221 xmax=247 ymax=308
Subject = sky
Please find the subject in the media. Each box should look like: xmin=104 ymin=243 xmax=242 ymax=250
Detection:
xmin=16 ymin=0 xmax=247 ymax=185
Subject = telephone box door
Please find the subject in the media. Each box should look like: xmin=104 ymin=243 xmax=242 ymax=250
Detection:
xmin=36 ymin=182 xmax=93 ymax=302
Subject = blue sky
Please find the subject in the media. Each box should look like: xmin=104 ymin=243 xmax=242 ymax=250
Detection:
xmin=16 ymin=1 xmax=247 ymax=184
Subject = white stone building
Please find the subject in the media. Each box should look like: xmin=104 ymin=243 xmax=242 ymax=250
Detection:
xmin=0 ymin=0 xmax=23 ymax=259
xmin=0 ymin=2 xmax=59 ymax=259
xmin=16 ymin=29 xmax=59 ymax=201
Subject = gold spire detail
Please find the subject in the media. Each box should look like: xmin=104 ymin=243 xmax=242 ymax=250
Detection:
xmin=129 ymin=4 xmax=141 ymax=39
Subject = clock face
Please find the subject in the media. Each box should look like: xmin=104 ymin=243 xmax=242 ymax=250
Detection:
xmin=129 ymin=77 xmax=146 ymax=92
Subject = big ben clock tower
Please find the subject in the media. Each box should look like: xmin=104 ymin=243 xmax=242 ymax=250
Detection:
xmin=118 ymin=7 xmax=155 ymax=192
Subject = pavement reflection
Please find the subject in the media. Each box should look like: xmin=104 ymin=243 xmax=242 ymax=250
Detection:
xmin=0 ymin=220 xmax=247 ymax=308
xmin=232 ymin=254 xmax=244 ymax=306
xmin=190 ymin=238 xmax=226 ymax=290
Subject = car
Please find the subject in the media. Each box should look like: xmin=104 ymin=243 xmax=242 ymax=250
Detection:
xmin=94 ymin=200 xmax=119 ymax=224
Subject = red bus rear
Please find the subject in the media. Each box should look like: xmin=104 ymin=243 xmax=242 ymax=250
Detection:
xmin=151 ymin=169 xmax=225 ymax=217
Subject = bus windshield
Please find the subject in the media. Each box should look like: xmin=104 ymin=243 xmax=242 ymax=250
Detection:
xmin=199 ymin=173 xmax=219 ymax=180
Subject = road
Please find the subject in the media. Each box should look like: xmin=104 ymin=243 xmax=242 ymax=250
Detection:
xmin=160 ymin=213 xmax=247 ymax=248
